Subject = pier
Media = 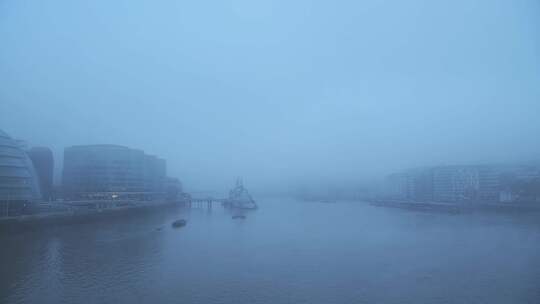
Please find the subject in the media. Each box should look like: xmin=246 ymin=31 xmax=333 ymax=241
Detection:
xmin=184 ymin=197 xmax=228 ymax=210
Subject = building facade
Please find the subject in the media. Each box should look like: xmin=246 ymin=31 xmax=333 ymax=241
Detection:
xmin=386 ymin=163 xmax=540 ymax=204
xmin=385 ymin=168 xmax=433 ymax=201
xmin=28 ymin=147 xmax=54 ymax=201
xmin=62 ymin=145 xmax=167 ymax=200
xmin=0 ymin=130 xmax=42 ymax=216
xmin=432 ymin=166 xmax=479 ymax=202
xmin=165 ymin=177 xmax=183 ymax=200
xmin=385 ymin=172 xmax=414 ymax=200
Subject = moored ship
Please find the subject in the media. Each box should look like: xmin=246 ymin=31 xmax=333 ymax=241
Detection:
xmin=223 ymin=178 xmax=257 ymax=209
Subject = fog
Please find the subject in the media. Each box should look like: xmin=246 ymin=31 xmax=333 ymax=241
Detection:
xmin=1 ymin=0 xmax=539 ymax=193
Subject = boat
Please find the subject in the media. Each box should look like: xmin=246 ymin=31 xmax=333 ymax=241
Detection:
xmin=223 ymin=178 xmax=258 ymax=210
xmin=171 ymin=219 xmax=187 ymax=228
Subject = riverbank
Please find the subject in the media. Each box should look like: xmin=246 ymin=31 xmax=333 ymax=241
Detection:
xmin=0 ymin=200 xmax=182 ymax=234
xmin=370 ymin=199 xmax=540 ymax=214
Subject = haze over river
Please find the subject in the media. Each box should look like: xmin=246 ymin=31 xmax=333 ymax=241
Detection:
xmin=1 ymin=199 xmax=539 ymax=304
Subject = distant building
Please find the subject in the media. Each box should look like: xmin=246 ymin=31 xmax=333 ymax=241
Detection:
xmin=386 ymin=163 xmax=540 ymax=204
xmin=385 ymin=168 xmax=433 ymax=201
xmin=385 ymin=172 xmax=413 ymax=200
xmin=432 ymin=166 xmax=479 ymax=202
xmin=62 ymin=145 xmax=167 ymax=200
xmin=0 ymin=130 xmax=42 ymax=216
xmin=165 ymin=177 xmax=183 ymax=200
xmin=28 ymin=147 xmax=54 ymax=201
xmin=144 ymin=155 xmax=166 ymax=194
xmin=477 ymin=165 xmax=501 ymax=202
xmin=496 ymin=164 xmax=540 ymax=203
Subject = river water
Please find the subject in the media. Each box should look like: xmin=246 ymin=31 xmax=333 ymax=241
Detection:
xmin=1 ymin=198 xmax=539 ymax=304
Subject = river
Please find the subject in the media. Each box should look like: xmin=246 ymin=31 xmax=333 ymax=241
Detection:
xmin=1 ymin=198 xmax=539 ymax=304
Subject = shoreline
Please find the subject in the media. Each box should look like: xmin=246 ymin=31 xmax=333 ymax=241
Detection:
xmin=370 ymin=199 xmax=540 ymax=214
xmin=0 ymin=200 xmax=184 ymax=233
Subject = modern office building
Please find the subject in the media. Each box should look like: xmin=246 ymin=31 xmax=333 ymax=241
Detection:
xmin=28 ymin=147 xmax=54 ymax=201
xmin=432 ymin=166 xmax=480 ymax=202
xmin=165 ymin=177 xmax=183 ymax=200
xmin=476 ymin=165 xmax=502 ymax=202
xmin=489 ymin=164 xmax=540 ymax=203
xmin=385 ymin=168 xmax=433 ymax=201
xmin=144 ymin=154 xmax=166 ymax=193
xmin=386 ymin=166 xmax=482 ymax=202
xmin=62 ymin=144 xmax=167 ymax=200
xmin=0 ymin=130 xmax=42 ymax=216
xmin=386 ymin=163 xmax=540 ymax=203
xmin=385 ymin=172 xmax=413 ymax=200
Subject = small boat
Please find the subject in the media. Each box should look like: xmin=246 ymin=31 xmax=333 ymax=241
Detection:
xmin=171 ymin=219 xmax=187 ymax=228
xmin=232 ymin=215 xmax=246 ymax=219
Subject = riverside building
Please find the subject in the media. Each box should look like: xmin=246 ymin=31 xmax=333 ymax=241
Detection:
xmin=62 ymin=145 xmax=167 ymax=201
xmin=0 ymin=130 xmax=42 ymax=216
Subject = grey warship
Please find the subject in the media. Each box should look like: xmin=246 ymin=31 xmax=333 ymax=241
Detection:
xmin=223 ymin=178 xmax=257 ymax=209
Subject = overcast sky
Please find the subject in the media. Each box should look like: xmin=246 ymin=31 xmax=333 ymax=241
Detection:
xmin=1 ymin=0 xmax=539 ymax=192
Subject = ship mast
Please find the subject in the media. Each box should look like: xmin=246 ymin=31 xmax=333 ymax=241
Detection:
xmin=236 ymin=177 xmax=243 ymax=188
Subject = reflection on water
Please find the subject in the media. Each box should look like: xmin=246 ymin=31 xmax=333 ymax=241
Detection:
xmin=1 ymin=199 xmax=540 ymax=304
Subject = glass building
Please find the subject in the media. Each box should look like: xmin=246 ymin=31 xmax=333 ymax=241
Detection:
xmin=0 ymin=129 xmax=42 ymax=216
xmin=28 ymin=147 xmax=55 ymax=201
xmin=62 ymin=145 xmax=167 ymax=200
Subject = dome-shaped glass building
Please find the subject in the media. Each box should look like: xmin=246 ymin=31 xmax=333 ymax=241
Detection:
xmin=0 ymin=129 xmax=41 ymax=216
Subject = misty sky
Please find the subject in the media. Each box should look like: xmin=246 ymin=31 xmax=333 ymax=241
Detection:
xmin=1 ymin=0 xmax=539 ymax=192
